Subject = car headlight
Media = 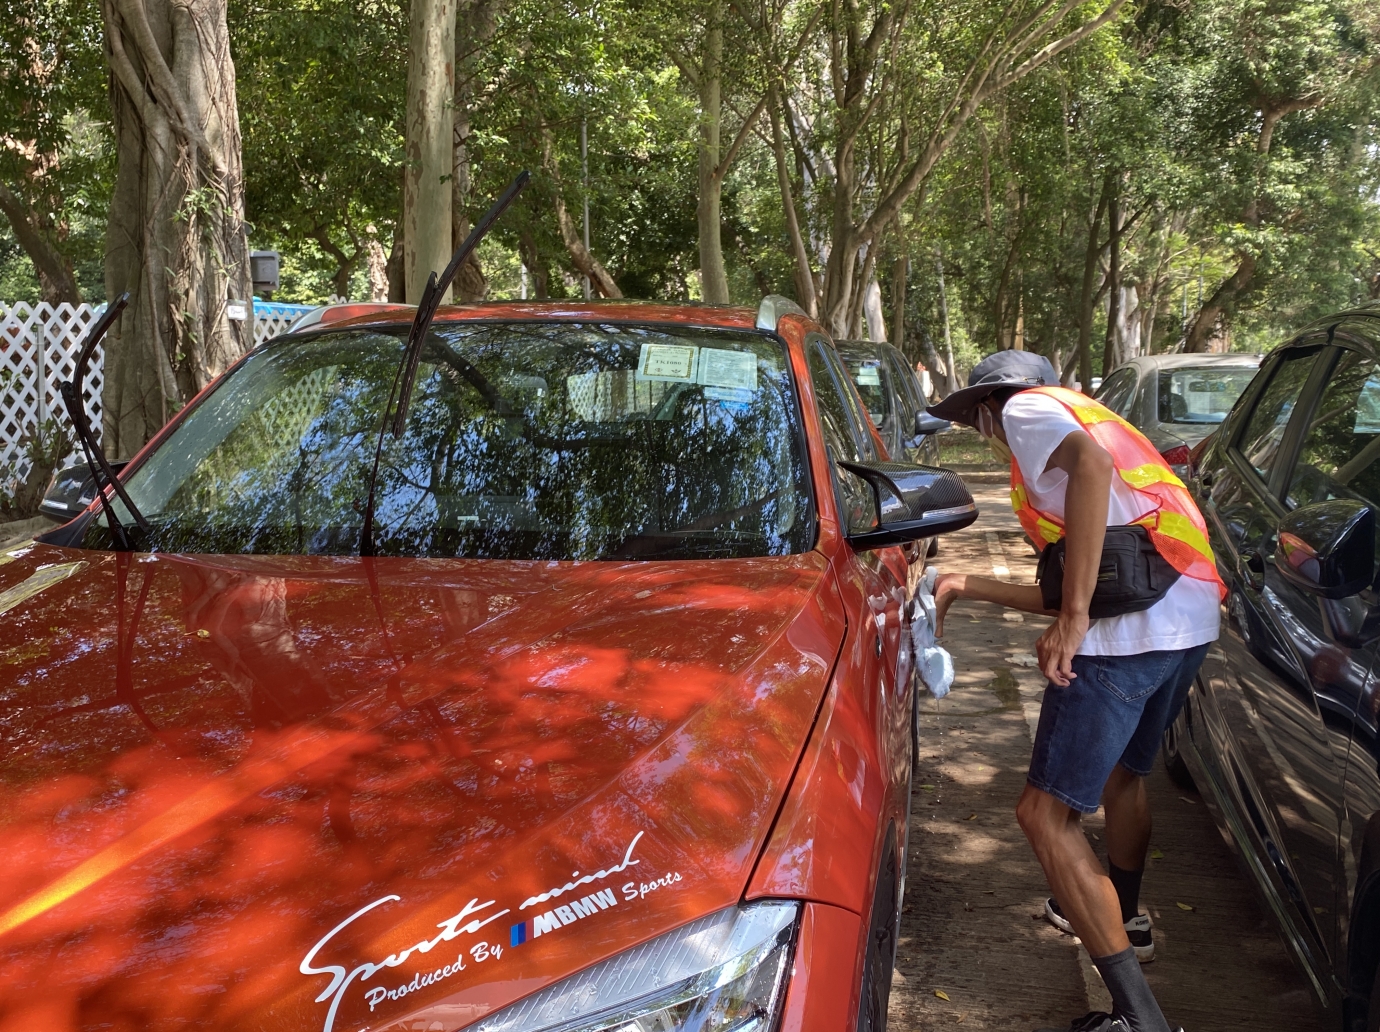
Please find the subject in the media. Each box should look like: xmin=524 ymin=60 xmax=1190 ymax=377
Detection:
xmin=474 ymin=901 xmax=799 ymax=1032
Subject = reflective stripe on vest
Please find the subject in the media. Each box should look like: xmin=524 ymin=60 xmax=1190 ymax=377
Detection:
xmin=1007 ymin=386 xmax=1226 ymax=599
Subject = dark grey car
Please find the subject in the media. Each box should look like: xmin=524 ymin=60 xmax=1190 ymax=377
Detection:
xmin=1169 ymin=303 xmax=1380 ymax=1029
xmin=1095 ymin=354 xmax=1261 ymax=472
xmin=836 ymin=340 xmax=944 ymax=466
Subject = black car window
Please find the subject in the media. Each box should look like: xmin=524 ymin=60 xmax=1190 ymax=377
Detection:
xmin=1286 ymin=349 xmax=1380 ymax=511
xmin=808 ymin=339 xmax=879 ymax=533
xmin=1234 ymin=348 xmax=1321 ymax=483
xmin=79 ymin=323 xmax=815 ymax=559
xmin=1095 ymin=367 xmax=1137 ymax=418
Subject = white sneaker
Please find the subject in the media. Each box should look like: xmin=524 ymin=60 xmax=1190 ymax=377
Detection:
xmin=1044 ymin=897 xmax=1155 ymax=962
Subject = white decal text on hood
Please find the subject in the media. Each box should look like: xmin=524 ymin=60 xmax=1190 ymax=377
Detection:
xmin=518 ymin=831 xmax=644 ymax=910
xmin=301 ymin=894 xmax=508 ymax=1032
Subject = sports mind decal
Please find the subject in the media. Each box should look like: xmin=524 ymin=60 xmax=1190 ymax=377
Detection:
xmin=301 ymin=830 xmax=683 ymax=1032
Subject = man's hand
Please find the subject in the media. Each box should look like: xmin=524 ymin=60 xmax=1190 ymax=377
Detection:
xmin=1036 ymin=611 xmax=1090 ymax=686
xmin=934 ymin=573 xmax=967 ymax=636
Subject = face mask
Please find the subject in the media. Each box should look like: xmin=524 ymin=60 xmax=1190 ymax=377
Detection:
xmin=975 ymin=405 xmax=995 ymax=439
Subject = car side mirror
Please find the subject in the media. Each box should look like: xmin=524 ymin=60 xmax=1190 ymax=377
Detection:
xmin=39 ymin=462 xmax=109 ymax=523
xmin=914 ymin=412 xmax=951 ymax=437
xmin=838 ymin=460 xmax=977 ymax=548
xmin=1275 ymin=499 xmax=1375 ymax=599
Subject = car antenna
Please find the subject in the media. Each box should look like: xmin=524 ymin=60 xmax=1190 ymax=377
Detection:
xmin=58 ymin=293 xmax=152 ymax=551
xmin=359 ymin=169 xmax=530 ymax=556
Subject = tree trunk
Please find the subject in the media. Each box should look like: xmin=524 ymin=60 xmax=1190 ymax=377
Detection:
xmin=769 ymin=85 xmax=816 ymax=316
xmin=1100 ymin=176 xmax=1121 ymax=377
xmin=404 ymin=0 xmax=455 ymax=304
xmin=100 ymin=0 xmax=251 ymax=459
xmin=890 ymin=256 xmax=907 ymax=354
xmin=696 ymin=0 xmax=729 ymax=304
xmin=386 ymin=233 xmax=405 ymax=302
xmin=935 ymin=250 xmax=958 ymax=394
xmin=542 ymin=134 xmax=621 ymax=298
xmin=1183 ymin=255 xmax=1257 ymax=353
xmin=518 ymin=229 xmax=552 ymax=298
xmin=451 ymin=0 xmax=502 ymax=302
xmin=1076 ymin=177 xmax=1110 ymax=395
xmin=0 ymin=182 xmax=81 ymax=303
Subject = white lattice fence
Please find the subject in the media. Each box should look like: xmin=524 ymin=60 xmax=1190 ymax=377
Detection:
xmin=1 ymin=300 xmax=313 ymax=483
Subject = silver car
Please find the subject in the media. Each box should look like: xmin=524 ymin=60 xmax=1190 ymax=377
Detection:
xmin=1095 ymin=354 xmax=1261 ymax=473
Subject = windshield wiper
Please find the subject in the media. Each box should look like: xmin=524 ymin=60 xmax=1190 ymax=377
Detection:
xmin=59 ymin=293 xmax=151 ymax=551
xmin=360 ymin=170 xmax=530 ymax=556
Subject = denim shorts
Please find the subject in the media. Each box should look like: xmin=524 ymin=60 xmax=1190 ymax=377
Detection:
xmin=1026 ymin=644 xmax=1209 ymax=814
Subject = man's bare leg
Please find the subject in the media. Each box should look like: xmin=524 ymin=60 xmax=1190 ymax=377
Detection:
xmin=1102 ymin=765 xmax=1151 ymax=873
xmin=1016 ymin=783 xmax=1128 ymax=956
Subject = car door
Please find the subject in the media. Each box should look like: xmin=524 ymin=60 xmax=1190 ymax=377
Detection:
xmin=1282 ymin=320 xmax=1380 ymax=998
xmin=1196 ymin=336 xmax=1345 ymax=981
xmin=805 ymin=335 xmax=910 ymax=759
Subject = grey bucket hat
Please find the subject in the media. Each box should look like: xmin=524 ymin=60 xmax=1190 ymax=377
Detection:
xmin=927 ymin=350 xmax=1060 ymax=427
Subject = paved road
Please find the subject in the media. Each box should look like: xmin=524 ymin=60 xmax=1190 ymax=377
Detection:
xmin=888 ymin=482 xmax=1326 ymax=1031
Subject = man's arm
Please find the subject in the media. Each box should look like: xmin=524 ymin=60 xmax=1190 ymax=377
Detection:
xmin=1036 ymin=431 xmax=1113 ymax=685
xmin=934 ymin=574 xmax=1053 ymax=635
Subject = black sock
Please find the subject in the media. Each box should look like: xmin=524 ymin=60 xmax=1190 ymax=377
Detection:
xmin=1092 ymin=946 xmax=1170 ymax=1032
xmin=1108 ymin=861 xmax=1144 ymax=924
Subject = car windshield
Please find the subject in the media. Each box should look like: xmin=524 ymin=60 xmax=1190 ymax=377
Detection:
xmin=842 ymin=356 xmax=891 ymax=428
xmin=1157 ymin=367 xmax=1256 ymax=425
xmin=80 ymin=322 xmax=813 ymax=559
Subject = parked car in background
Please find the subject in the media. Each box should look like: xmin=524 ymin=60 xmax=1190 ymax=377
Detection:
xmin=836 ymin=340 xmax=947 ymax=466
xmin=1169 ymin=303 xmax=1380 ymax=1030
xmin=1096 ymin=354 xmax=1261 ymax=474
xmin=0 ymin=296 xmax=977 ymax=1032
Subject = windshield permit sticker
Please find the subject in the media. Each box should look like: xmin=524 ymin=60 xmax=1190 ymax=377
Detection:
xmin=637 ymin=342 xmax=698 ymax=382
xmin=0 ymin=561 xmax=86 ymax=617
xmin=697 ymin=347 xmax=758 ymax=391
xmin=855 ymin=363 xmax=881 ymax=386
xmin=704 ymin=386 xmax=753 ymax=405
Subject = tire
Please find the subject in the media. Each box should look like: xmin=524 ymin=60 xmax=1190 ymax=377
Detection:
xmin=1162 ymin=715 xmax=1197 ymax=792
xmin=926 ymin=537 xmax=939 ymax=559
xmin=856 ymin=828 xmax=900 ymax=1032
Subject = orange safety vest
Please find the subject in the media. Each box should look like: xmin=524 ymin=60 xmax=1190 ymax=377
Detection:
xmin=1008 ymin=386 xmax=1226 ymax=599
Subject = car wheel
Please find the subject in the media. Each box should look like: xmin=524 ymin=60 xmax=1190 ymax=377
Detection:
xmin=1162 ymin=715 xmax=1196 ymax=792
xmin=926 ymin=537 xmax=938 ymax=559
xmin=856 ymin=828 xmax=899 ymax=1032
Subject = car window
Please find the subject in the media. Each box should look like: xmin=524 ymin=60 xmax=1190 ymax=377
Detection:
xmin=808 ymin=340 xmax=879 ymax=534
xmin=843 ymin=355 xmax=894 ymax=431
xmin=1157 ymin=367 xmax=1256 ymax=425
xmin=1286 ymin=349 xmax=1380 ymax=511
xmin=1234 ymin=348 xmax=1321 ymax=483
xmin=82 ymin=323 xmax=814 ymax=559
xmin=886 ymin=348 xmax=922 ymax=429
xmin=1095 ymin=368 xmax=1137 ymax=418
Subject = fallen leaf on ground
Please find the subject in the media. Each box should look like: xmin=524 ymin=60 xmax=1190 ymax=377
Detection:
xmin=1176 ymin=902 xmax=1195 ymax=911
xmin=965 ymin=813 xmax=977 ymax=820
xmin=920 ymin=784 xmax=936 ymax=791
xmin=934 ymin=990 xmax=951 ymax=1001
xmin=1179 ymin=795 xmax=1196 ymax=804
xmin=1150 ymin=848 xmax=1165 ymax=860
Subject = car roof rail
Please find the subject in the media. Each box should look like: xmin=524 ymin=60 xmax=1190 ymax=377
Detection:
xmin=756 ymin=294 xmax=807 ymax=331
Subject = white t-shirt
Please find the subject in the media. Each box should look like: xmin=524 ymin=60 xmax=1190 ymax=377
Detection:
xmin=1002 ymin=392 xmax=1221 ymax=656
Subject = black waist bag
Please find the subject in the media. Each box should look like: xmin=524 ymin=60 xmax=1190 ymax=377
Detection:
xmin=1036 ymin=525 xmax=1181 ymax=619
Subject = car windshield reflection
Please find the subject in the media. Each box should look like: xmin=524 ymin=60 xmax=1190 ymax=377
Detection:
xmin=81 ymin=322 xmax=813 ymax=559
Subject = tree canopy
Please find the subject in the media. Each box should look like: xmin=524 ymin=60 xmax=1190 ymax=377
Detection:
xmin=2 ymin=0 xmax=1378 ymax=382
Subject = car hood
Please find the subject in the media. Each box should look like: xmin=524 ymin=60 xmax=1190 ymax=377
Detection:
xmin=0 ymin=544 xmax=842 ymax=1032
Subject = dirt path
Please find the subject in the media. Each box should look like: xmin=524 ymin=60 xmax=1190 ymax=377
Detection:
xmin=888 ymin=482 xmax=1325 ymax=1031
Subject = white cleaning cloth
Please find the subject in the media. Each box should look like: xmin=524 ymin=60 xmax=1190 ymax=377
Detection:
xmin=911 ymin=567 xmax=954 ymax=699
